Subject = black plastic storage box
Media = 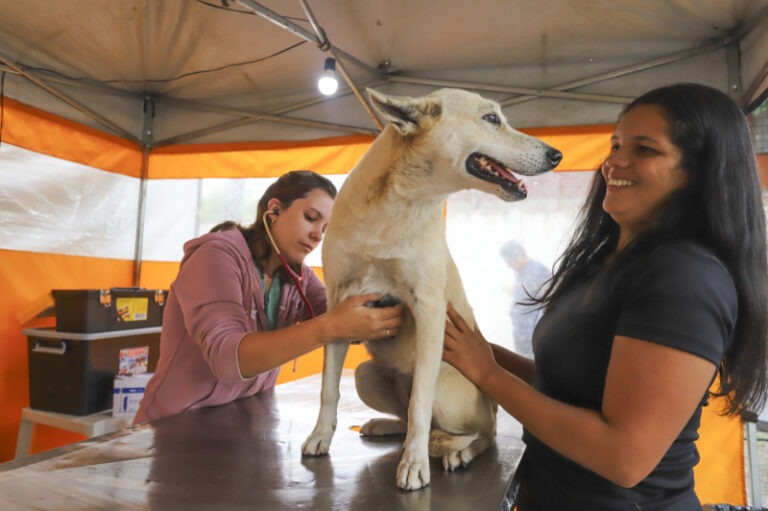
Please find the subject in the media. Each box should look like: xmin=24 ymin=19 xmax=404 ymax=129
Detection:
xmin=24 ymin=327 xmax=161 ymax=415
xmin=52 ymin=288 xmax=166 ymax=333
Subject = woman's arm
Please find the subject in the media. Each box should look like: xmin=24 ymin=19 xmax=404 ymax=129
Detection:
xmin=180 ymin=241 xmax=403 ymax=380
xmin=443 ymin=306 xmax=715 ymax=487
xmin=490 ymin=343 xmax=535 ymax=385
xmin=445 ymin=307 xmax=534 ymax=383
xmin=237 ymin=294 xmax=404 ymax=377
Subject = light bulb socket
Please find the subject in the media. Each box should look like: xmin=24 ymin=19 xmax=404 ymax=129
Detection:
xmin=323 ymin=57 xmax=336 ymax=72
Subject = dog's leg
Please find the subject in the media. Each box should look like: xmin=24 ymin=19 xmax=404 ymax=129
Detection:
xmin=429 ymin=367 xmax=498 ymax=471
xmin=430 ymin=365 xmax=497 ymax=471
xmin=396 ymin=297 xmax=445 ymax=490
xmin=355 ymin=360 xmax=408 ymax=436
xmin=301 ymin=341 xmax=349 ymax=456
xmin=426 ymin=258 xmax=498 ymax=471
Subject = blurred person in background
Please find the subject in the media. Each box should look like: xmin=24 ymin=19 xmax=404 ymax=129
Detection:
xmin=500 ymin=240 xmax=550 ymax=357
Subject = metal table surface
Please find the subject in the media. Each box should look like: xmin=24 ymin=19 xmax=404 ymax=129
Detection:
xmin=0 ymin=371 xmax=524 ymax=510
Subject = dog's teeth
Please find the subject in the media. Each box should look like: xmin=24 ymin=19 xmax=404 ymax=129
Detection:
xmin=473 ymin=154 xmax=523 ymax=187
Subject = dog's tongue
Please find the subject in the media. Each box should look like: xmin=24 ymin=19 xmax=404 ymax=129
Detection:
xmin=488 ymin=159 xmax=521 ymax=184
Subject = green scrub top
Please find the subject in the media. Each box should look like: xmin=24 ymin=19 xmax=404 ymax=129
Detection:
xmin=257 ymin=268 xmax=282 ymax=330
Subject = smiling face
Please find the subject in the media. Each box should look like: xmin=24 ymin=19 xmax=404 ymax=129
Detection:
xmin=267 ymin=188 xmax=334 ymax=270
xmin=601 ymin=104 xmax=690 ymax=247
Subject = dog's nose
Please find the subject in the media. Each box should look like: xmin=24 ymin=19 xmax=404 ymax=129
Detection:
xmin=547 ymin=148 xmax=563 ymax=167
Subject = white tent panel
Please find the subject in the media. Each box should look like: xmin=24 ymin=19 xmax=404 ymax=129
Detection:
xmin=141 ymin=179 xmax=201 ymax=262
xmin=141 ymin=174 xmax=349 ymax=263
xmin=0 ymin=144 xmax=139 ymax=259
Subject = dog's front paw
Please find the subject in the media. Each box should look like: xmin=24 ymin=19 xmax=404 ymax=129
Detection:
xmin=360 ymin=418 xmax=407 ymax=437
xmin=396 ymin=452 xmax=431 ymax=490
xmin=301 ymin=428 xmax=334 ymax=456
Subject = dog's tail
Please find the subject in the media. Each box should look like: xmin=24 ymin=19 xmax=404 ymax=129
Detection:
xmin=428 ymin=429 xmax=479 ymax=457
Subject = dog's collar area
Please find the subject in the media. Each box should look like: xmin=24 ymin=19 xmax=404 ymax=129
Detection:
xmin=466 ymin=152 xmax=527 ymax=198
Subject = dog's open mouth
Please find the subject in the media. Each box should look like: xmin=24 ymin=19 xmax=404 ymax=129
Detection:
xmin=466 ymin=153 xmax=527 ymax=199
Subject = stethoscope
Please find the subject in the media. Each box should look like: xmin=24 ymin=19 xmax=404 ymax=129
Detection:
xmin=262 ymin=209 xmax=316 ymax=319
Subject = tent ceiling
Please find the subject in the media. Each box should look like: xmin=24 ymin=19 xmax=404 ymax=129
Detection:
xmin=0 ymin=0 xmax=767 ymax=146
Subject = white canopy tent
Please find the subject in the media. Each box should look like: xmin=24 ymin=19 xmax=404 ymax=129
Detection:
xmin=1 ymin=4 xmax=767 ymax=503
xmin=0 ymin=0 xmax=766 ymax=148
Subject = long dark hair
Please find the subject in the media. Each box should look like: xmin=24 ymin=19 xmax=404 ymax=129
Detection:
xmin=211 ymin=170 xmax=337 ymax=275
xmin=538 ymin=83 xmax=768 ymax=416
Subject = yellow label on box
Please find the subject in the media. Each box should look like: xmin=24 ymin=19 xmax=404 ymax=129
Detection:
xmin=115 ymin=297 xmax=149 ymax=322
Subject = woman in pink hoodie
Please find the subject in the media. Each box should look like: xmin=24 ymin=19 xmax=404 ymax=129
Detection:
xmin=135 ymin=171 xmax=404 ymax=423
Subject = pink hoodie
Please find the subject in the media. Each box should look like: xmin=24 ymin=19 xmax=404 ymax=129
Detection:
xmin=133 ymin=228 xmax=327 ymax=423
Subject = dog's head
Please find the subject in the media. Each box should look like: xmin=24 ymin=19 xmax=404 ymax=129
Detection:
xmin=368 ymin=88 xmax=562 ymax=201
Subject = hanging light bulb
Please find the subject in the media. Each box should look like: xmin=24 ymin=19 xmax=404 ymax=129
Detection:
xmin=318 ymin=57 xmax=339 ymax=96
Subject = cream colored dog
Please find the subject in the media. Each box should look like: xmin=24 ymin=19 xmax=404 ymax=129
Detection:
xmin=301 ymin=88 xmax=561 ymax=490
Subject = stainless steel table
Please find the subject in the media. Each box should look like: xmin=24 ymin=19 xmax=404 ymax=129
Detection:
xmin=0 ymin=371 xmax=524 ymax=510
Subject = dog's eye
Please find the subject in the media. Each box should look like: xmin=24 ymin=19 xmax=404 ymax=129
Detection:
xmin=483 ymin=113 xmax=501 ymax=125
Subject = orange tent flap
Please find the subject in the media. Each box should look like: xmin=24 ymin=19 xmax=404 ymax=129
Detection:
xmin=694 ymin=394 xmax=747 ymax=505
xmin=522 ymin=124 xmax=613 ymax=172
xmin=1 ymin=98 xmax=142 ymax=177
xmin=757 ymin=154 xmax=768 ymax=187
xmin=149 ymin=125 xmax=615 ymax=179
xmin=0 ymin=249 xmax=135 ymax=461
xmin=138 ymin=261 xmax=180 ymax=291
xmin=148 ymin=135 xmax=376 ymax=179
xmin=4 ymin=97 xmax=614 ymax=178
xmin=16 ymin=291 xmax=55 ymax=327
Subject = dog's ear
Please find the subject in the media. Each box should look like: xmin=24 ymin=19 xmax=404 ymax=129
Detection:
xmin=367 ymin=89 xmax=441 ymax=136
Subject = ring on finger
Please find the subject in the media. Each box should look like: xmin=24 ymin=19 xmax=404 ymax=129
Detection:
xmin=385 ymin=328 xmax=391 ymax=337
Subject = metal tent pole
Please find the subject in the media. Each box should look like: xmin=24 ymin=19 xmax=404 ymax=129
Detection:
xmin=133 ymin=96 xmax=155 ymax=287
xmin=236 ymin=0 xmax=383 ymax=130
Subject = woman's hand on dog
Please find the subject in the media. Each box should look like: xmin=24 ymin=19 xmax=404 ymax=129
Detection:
xmin=324 ymin=294 xmax=404 ymax=343
xmin=443 ymin=303 xmax=499 ymax=387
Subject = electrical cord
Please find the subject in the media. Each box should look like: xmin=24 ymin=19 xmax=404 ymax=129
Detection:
xmin=22 ymin=41 xmax=307 ymax=87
